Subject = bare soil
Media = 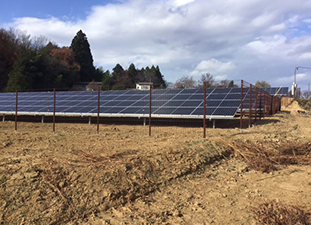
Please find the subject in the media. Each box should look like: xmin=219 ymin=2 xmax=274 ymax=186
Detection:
xmin=0 ymin=100 xmax=311 ymax=224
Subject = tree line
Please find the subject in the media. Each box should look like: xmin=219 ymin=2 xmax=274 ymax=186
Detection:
xmin=172 ymin=74 xmax=237 ymax=89
xmin=0 ymin=29 xmax=166 ymax=92
xmin=1 ymin=28 xmax=272 ymax=92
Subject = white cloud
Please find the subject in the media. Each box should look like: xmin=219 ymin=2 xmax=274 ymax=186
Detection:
xmin=3 ymin=0 xmax=311 ymax=89
xmin=171 ymin=0 xmax=196 ymax=7
xmin=191 ymin=59 xmax=235 ymax=77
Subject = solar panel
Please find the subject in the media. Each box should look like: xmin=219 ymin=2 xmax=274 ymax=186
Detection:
xmin=0 ymin=88 xmax=248 ymax=119
xmin=261 ymin=87 xmax=289 ymax=96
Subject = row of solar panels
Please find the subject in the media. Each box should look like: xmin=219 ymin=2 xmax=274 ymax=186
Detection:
xmin=261 ymin=87 xmax=289 ymax=96
xmin=0 ymin=87 xmax=286 ymax=119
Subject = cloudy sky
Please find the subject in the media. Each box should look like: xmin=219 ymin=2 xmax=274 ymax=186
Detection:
xmin=1 ymin=0 xmax=311 ymax=91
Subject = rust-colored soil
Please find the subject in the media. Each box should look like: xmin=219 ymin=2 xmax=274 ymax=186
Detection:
xmin=0 ymin=100 xmax=311 ymax=224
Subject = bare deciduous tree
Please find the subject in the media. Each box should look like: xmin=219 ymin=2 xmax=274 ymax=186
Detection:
xmin=197 ymin=73 xmax=215 ymax=88
xmin=174 ymin=75 xmax=196 ymax=89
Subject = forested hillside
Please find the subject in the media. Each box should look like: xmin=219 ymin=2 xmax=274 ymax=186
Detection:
xmin=0 ymin=29 xmax=166 ymax=92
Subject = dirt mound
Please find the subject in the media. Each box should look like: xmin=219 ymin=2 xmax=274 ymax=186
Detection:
xmin=284 ymin=100 xmax=307 ymax=115
xmin=0 ymin=131 xmax=231 ymax=224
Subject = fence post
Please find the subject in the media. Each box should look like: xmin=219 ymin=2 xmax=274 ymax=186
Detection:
xmin=240 ymin=80 xmax=243 ymax=131
xmin=97 ymin=86 xmax=100 ymax=134
xmin=149 ymin=85 xmax=152 ymax=136
xmin=15 ymin=90 xmax=18 ymax=132
xmin=254 ymin=87 xmax=258 ymax=122
xmin=248 ymin=84 xmax=252 ymax=128
xmin=53 ymin=88 xmax=56 ymax=133
xmin=203 ymin=82 xmax=206 ymax=138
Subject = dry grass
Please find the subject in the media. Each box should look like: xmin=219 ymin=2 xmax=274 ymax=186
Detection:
xmin=230 ymin=141 xmax=311 ymax=173
xmin=252 ymin=200 xmax=311 ymax=225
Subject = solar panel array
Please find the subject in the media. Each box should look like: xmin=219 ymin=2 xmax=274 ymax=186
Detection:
xmin=0 ymin=88 xmax=249 ymax=119
xmin=261 ymin=87 xmax=289 ymax=96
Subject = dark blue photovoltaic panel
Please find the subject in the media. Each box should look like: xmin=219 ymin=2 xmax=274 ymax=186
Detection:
xmin=207 ymin=100 xmax=222 ymax=106
xmin=213 ymin=88 xmax=230 ymax=93
xmin=181 ymin=101 xmax=202 ymax=106
xmin=120 ymin=107 xmax=141 ymax=114
xmin=0 ymin=106 xmax=16 ymax=111
xmin=220 ymin=101 xmax=241 ymax=107
xmin=18 ymin=106 xmax=43 ymax=112
xmin=213 ymin=108 xmax=238 ymax=116
xmin=38 ymin=107 xmax=54 ymax=112
xmin=127 ymin=95 xmax=144 ymax=100
xmin=101 ymin=95 xmax=117 ymax=100
xmin=188 ymin=94 xmax=202 ymax=100
xmin=152 ymin=100 xmax=168 ymax=107
xmin=76 ymin=101 xmax=96 ymax=107
xmin=225 ymin=94 xmax=242 ymax=99
xmin=261 ymin=87 xmax=289 ymax=96
xmin=164 ymin=101 xmax=185 ymax=107
xmin=165 ymin=90 xmax=182 ymax=94
xmin=172 ymin=108 xmax=195 ymax=115
xmin=0 ymin=87 xmax=255 ymax=118
xmin=117 ymin=101 xmax=136 ymax=107
xmin=102 ymin=101 xmax=120 ymax=107
xmin=207 ymin=94 xmax=227 ymax=99
xmin=153 ymin=95 xmax=174 ymax=100
xmin=102 ymin=107 xmax=124 ymax=114
xmin=131 ymin=101 xmax=149 ymax=107
xmin=153 ymin=107 xmax=176 ymax=114
xmin=180 ymin=89 xmax=197 ymax=94
xmin=172 ymin=94 xmax=190 ymax=100
xmin=191 ymin=108 xmax=215 ymax=115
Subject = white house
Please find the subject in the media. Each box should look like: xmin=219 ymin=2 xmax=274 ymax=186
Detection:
xmin=136 ymin=82 xmax=153 ymax=90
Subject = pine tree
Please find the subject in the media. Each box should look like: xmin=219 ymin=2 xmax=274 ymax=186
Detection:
xmin=0 ymin=29 xmax=18 ymax=91
xmin=128 ymin=63 xmax=138 ymax=84
xmin=5 ymin=47 xmax=37 ymax=91
xmin=154 ymin=65 xmax=166 ymax=88
xmin=70 ymin=30 xmax=95 ymax=82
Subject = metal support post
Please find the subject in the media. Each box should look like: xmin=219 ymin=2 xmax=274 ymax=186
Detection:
xmin=149 ymin=85 xmax=152 ymax=136
xmin=53 ymin=88 xmax=56 ymax=133
xmin=15 ymin=90 xmax=18 ymax=131
xmin=203 ymin=82 xmax=206 ymax=138
xmin=240 ymin=80 xmax=243 ymax=131
xmin=97 ymin=87 xmax=100 ymax=134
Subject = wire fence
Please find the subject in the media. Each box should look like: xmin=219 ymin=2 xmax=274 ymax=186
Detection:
xmin=0 ymin=80 xmax=284 ymax=138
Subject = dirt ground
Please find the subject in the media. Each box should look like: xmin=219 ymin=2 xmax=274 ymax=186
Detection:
xmin=0 ymin=100 xmax=310 ymax=224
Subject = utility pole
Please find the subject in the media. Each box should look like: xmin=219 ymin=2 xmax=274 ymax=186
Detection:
xmin=293 ymin=66 xmax=311 ymax=97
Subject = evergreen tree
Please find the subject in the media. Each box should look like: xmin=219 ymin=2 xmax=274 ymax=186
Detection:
xmin=101 ymin=70 xmax=112 ymax=90
xmin=111 ymin=64 xmax=133 ymax=90
xmin=0 ymin=29 xmax=18 ymax=91
xmin=94 ymin=67 xmax=104 ymax=82
xmin=70 ymin=30 xmax=95 ymax=82
xmin=128 ymin=63 xmax=138 ymax=84
xmin=34 ymin=43 xmax=79 ymax=89
xmin=154 ymin=65 xmax=166 ymax=88
xmin=255 ymin=80 xmax=271 ymax=88
xmin=5 ymin=47 xmax=37 ymax=91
